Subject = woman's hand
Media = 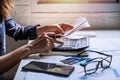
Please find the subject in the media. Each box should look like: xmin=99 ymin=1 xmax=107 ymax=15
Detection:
xmin=28 ymin=34 xmax=63 ymax=54
xmin=36 ymin=24 xmax=64 ymax=36
xmin=59 ymin=23 xmax=73 ymax=31
xmin=36 ymin=23 xmax=73 ymax=36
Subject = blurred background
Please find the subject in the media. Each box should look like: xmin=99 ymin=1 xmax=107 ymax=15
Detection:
xmin=5 ymin=0 xmax=120 ymax=80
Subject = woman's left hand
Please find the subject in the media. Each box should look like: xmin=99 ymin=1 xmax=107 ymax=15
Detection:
xmin=36 ymin=23 xmax=73 ymax=36
xmin=28 ymin=33 xmax=63 ymax=54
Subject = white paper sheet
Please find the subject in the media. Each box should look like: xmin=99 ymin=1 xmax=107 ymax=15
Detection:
xmin=24 ymin=55 xmax=120 ymax=80
xmin=64 ymin=17 xmax=90 ymax=36
xmin=25 ymin=67 xmax=120 ymax=80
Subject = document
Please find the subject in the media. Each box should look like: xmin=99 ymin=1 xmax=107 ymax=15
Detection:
xmin=64 ymin=16 xmax=90 ymax=36
xmin=24 ymin=65 xmax=84 ymax=80
xmin=52 ymin=17 xmax=91 ymax=51
xmin=25 ymin=67 xmax=120 ymax=80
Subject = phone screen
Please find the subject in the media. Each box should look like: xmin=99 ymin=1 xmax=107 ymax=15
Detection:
xmin=22 ymin=61 xmax=74 ymax=77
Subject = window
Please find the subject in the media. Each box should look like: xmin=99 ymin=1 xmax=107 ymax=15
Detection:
xmin=32 ymin=0 xmax=120 ymax=13
xmin=31 ymin=0 xmax=120 ymax=29
xmin=37 ymin=0 xmax=119 ymax=4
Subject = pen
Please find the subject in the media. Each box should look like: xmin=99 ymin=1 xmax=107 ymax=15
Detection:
xmin=49 ymin=34 xmax=65 ymax=39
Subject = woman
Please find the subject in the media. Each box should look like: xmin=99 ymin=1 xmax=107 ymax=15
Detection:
xmin=0 ymin=0 xmax=73 ymax=77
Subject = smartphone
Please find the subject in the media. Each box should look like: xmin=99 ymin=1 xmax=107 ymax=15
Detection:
xmin=22 ymin=61 xmax=74 ymax=77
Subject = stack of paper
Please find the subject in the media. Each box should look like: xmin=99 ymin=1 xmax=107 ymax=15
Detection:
xmin=52 ymin=17 xmax=91 ymax=52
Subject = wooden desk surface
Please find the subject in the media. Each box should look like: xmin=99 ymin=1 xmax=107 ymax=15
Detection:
xmin=14 ymin=30 xmax=120 ymax=80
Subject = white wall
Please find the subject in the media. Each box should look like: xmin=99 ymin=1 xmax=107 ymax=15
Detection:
xmin=7 ymin=0 xmax=120 ymax=57
xmin=7 ymin=0 xmax=120 ymax=53
xmin=5 ymin=0 xmax=120 ymax=79
xmin=11 ymin=0 xmax=120 ymax=30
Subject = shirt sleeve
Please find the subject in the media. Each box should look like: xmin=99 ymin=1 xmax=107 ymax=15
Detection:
xmin=5 ymin=16 xmax=39 ymax=41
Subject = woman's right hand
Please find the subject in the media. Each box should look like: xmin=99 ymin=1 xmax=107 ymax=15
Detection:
xmin=27 ymin=34 xmax=63 ymax=54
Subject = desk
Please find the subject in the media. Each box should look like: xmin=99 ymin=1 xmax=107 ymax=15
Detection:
xmin=14 ymin=30 xmax=120 ymax=80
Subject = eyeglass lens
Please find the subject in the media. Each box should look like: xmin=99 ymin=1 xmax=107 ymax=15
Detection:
xmin=101 ymin=57 xmax=111 ymax=69
xmin=85 ymin=57 xmax=111 ymax=74
xmin=85 ymin=61 xmax=99 ymax=74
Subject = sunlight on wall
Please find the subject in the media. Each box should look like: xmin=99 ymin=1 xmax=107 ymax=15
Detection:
xmin=37 ymin=0 xmax=84 ymax=3
xmin=37 ymin=0 xmax=117 ymax=4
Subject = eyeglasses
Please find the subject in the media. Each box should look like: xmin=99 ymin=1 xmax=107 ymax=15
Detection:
xmin=80 ymin=50 xmax=112 ymax=75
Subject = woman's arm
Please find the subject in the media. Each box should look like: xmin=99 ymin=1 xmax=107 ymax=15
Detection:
xmin=0 ymin=34 xmax=58 ymax=74
xmin=0 ymin=44 xmax=31 ymax=74
xmin=5 ymin=17 xmax=73 ymax=41
xmin=5 ymin=17 xmax=39 ymax=41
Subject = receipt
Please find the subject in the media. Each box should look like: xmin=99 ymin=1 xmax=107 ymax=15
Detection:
xmin=64 ymin=17 xmax=90 ymax=36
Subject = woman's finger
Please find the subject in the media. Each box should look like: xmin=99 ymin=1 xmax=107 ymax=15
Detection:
xmin=54 ymin=39 xmax=64 ymax=44
xmin=52 ymin=24 xmax=64 ymax=34
xmin=29 ymin=34 xmax=44 ymax=46
xmin=59 ymin=23 xmax=73 ymax=31
xmin=45 ymin=34 xmax=64 ymax=45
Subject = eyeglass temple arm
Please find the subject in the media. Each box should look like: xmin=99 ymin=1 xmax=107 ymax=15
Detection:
xmin=86 ymin=50 xmax=112 ymax=57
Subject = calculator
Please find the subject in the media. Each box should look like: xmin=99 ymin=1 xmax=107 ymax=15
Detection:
xmin=52 ymin=36 xmax=89 ymax=51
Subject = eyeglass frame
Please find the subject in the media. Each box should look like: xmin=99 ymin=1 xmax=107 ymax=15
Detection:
xmin=80 ymin=50 xmax=112 ymax=75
